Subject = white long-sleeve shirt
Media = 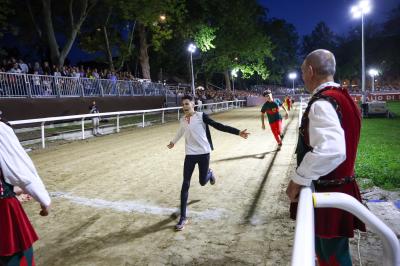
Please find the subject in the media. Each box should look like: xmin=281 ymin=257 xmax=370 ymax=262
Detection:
xmin=0 ymin=122 xmax=51 ymax=207
xmin=292 ymin=82 xmax=346 ymax=186
xmin=171 ymin=112 xmax=211 ymax=155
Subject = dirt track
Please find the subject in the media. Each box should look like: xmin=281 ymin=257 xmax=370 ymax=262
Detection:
xmin=21 ymin=105 xmax=383 ymax=265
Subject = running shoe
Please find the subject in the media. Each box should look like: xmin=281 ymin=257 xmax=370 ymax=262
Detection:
xmin=209 ymin=169 xmax=216 ymax=185
xmin=175 ymin=218 xmax=189 ymax=231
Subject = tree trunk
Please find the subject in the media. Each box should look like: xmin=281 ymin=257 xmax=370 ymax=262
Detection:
xmin=138 ymin=22 xmax=151 ymax=80
xmin=103 ymin=26 xmax=114 ymax=71
xmin=41 ymin=0 xmax=60 ymax=66
xmin=224 ymin=70 xmax=231 ymax=91
xmin=118 ymin=20 xmax=136 ymax=71
xmin=40 ymin=0 xmax=96 ymax=67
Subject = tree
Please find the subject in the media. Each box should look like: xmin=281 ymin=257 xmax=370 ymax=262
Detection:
xmin=0 ymin=0 xmax=13 ymax=55
xmin=191 ymin=0 xmax=273 ymax=90
xmin=301 ymin=22 xmax=338 ymax=56
xmin=263 ymin=18 xmax=299 ymax=84
xmin=120 ymin=0 xmax=186 ymax=80
xmin=13 ymin=0 xmax=98 ymax=67
xmin=383 ymin=4 xmax=400 ymax=36
xmin=79 ymin=0 xmax=136 ymax=71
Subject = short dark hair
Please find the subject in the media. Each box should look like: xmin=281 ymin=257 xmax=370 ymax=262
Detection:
xmin=263 ymin=90 xmax=272 ymax=97
xmin=181 ymin=95 xmax=193 ymax=102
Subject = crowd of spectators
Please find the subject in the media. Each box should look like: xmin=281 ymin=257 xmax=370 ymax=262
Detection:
xmin=345 ymin=85 xmax=400 ymax=93
xmin=0 ymin=57 xmax=141 ymax=81
xmin=170 ymin=86 xmax=262 ymax=103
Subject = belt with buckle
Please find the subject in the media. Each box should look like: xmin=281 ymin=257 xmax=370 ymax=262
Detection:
xmin=315 ymin=176 xmax=355 ymax=187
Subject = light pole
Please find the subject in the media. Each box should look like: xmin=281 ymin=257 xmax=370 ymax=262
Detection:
xmin=187 ymin=43 xmax=197 ymax=97
xmin=368 ymin=68 xmax=379 ymax=92
xmin=231 ymin=69 xmax=238 ymax=95
xmin=351 ymin=0 xmax=371 ymax=105
xmin=288 ymin=72 xmax=297 ymax=94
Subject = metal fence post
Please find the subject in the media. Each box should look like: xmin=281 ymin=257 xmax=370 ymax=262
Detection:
xmin=100 ymin=80 xmax=104 ymax=97
xmin=162 ymin=110 xmax=165 ymax=124
xmin=142 ymin=113 xmax=145 ymax=128
xmin=25 ymin=75 xmax=32 ymax=98
xmin=79 ymin=78 xmax=85 ymax=97
xmin=81 ymin=118 xmax=85 ymax=139
xmin=117 ymin=114 xmax=120 ymax=132
xmin=41 ymin=122 xmax=45 ymax=149
xmin=177 ymin=109 xmax=180 ymax=120
xmin=54 ymin=76 xmax=61 ymax=98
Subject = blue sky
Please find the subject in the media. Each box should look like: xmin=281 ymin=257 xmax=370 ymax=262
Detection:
xmin=258 ymin=0 xmax=399 ymax=36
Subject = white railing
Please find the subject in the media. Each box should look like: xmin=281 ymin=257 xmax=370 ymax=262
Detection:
xmin=291 ymin=99 xmax=400 ymax=266
xmin=10 ymin=100 xmax=245 ymax=149
xmin=313 ymin=193 xmax=400 ymax=266
xmin=0 ymin=72 xmax=167 ymax=98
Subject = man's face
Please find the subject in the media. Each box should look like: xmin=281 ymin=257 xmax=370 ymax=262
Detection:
xmin=181 ymin=99 xmax=194 ymax=114
xmin=264 ymin=93 xmax=272 ymax=102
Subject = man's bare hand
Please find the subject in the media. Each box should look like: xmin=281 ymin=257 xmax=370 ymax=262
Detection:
xmin=40 ymin=204 xmax=50 ymax=216
xmin=286 ymin=180 xmax=302 ymax=202
xmin=167 ymin=142 xmax=174 ymax=149
xmin=261 ymin=124 xmax=266 ymax=130
xmin=239 ymin=129 xmax=250 ymax=139
xmin=284 ymin=113 xmax=289 ymax=120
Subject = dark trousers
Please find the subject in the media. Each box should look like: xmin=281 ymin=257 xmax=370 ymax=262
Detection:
xmin=180 ymin=154 xmax=212 ymax=219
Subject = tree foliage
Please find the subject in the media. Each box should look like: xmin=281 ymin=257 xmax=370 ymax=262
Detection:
xmin=263 ymin=18 xmax=299 ymax=84
xmin=301 ymin=22 xmax=338 ymax=56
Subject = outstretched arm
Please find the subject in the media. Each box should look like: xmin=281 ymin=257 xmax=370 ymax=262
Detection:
xmin=203 ymin=113 xmax=240 ymax=135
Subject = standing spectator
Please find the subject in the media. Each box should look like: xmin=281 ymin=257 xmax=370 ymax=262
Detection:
xmin=18 ymin=60 xmax=29 ymax=74
xmin=89 ymin=100 xmax=101 ymax=136
xmin=33 ymin=62 xmax=43 ymax=75
xmin=0 ymin=120 xmax=51 ymax=266
xmin=42 ymin=61 xmax=51 ymax=75
xmin=286 ymin=49 xmax=366 ymax=265
xmin=8 ymin=63 xmax=21 ymax=74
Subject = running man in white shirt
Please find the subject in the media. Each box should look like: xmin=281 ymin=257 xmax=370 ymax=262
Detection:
xmin=167 ymin=95 xmax=249 ymax=231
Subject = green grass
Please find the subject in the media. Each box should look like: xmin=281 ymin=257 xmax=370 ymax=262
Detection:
xmin=356 ymin=102 xmax=400 ymax=189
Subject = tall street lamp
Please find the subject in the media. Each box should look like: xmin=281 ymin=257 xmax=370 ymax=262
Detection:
xmin=231 ymin=69 xmax=238 ymax=94
xmin=351 ymin=0 xmax=371 ymax=105
xmin=187 ymin=43 xmax=197 ymax=97
xmin=288 ymin=72 xmax=297 ymax=94
xmin=368 ymin=68 xmax=379 ymax=92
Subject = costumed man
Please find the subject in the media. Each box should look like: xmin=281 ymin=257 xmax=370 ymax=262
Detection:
xmin=286 ymin=49 xmax=366 ymax=265
xmin=285 ymin=95 xmax=292 ymax=111
xmin=0 ymin=119 xmax=51 ymax=266
xmin=167 ymin=95 xmax=249 ymax=231
xmin=261 ymin=90 xmax=289 ymax=150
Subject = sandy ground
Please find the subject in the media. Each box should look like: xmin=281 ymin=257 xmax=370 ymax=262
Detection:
xmin=20 ymin=105 xmax=389 ymax=265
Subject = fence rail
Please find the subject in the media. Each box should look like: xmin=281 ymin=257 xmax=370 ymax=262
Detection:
xmin=10 ymin=100 xmax=245 ymax=149
xmin=0 ymin=72 xmax=168 ymax=98
xmin=291 ymin=98 xmax=400 ymax=266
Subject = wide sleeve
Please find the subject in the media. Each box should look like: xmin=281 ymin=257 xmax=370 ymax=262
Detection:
xmin=202 ymin=113 xmax=240 ymax=135
xmin=0 ymin=123 xmax=51 ymax=207
xmin=292 ymin=100 xmax=346 ymax=186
